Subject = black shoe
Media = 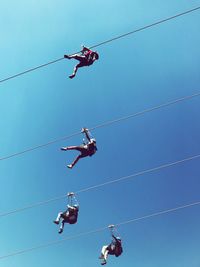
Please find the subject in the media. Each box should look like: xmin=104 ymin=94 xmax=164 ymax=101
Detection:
xmin=69 ymin=74 xmax=75 ymax=79
xmin=59 ymin=229 xmax=63 ymax=234
xmin=101 ymin=260 xmax=107 ymax=265
xmin=64 ymin=55 xmax=70 ymax=59
xmin=53 ymin=220 xmax=59 ymax=225
xmin=67 ymin=164 xmax=73 ymax=169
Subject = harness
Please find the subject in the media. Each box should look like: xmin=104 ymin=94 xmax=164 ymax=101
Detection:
xmin=107 ymin=225 xmax=123 ymax=257
xmin=63 ymin=193 xmax=79 ymax=224
xmin=68 ymin=209 xmax=78 ymax=224
xmin=107 ymin=240 xmax=123 ymax=256
xmin=87 ymin=143 xmax=97 ymax=156
xmin=83 ymin=50 xmax=95 ymax=65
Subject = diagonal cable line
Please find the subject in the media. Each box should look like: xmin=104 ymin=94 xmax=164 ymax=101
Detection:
xmin=89 ymin=6 xmax=200 ymax=49
xmin=0 ymin=91 xmax=200 ymax=161
xmin=0 ymin=153 xmax=199 ymax=218
xmin=0 ymin=58 xmax=64 ymax=83
xmin=75 ymin=154 xmax=200 ymax=194
xmin=0 ymin=6 xmax=199 ymax=84
xmin=116 ymin=201 xmax=200 ymax=226
xmin=88 ymin=92 xmax=200 ymax=131
xmin=0 ymin=200 xmax=200 ymax=260
xmin=0 ymin=131 xmax=81 ymax=161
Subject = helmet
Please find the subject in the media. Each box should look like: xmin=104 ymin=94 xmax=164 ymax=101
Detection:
xmin=94 ymin=52 xmax=99 ymax=60
xmin=73 ymin=204 xmax=79 ymax=211
xmin=116 ymin=237 xmax=121 ymax=241
xmin=91 ymin=138 xmax=96 ymax=143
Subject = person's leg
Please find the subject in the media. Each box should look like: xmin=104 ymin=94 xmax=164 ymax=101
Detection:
xmin=54 ymin=212 xmax=62 ymax=224
xmin=69 ymin=65 xmax=78 ymax=79
xmin=69 ymin=61 xmax=87 ymax=79
xmin=67 ymin=147 xmax=88 ymax=168
xmin=101 ymin=246 xmax=108 ymax=255
xmin=104 ymin=250 xmax=109 ymax=260
xmin=64 ymin=54 xmax=85 ymax=60
xmin=100 ymin=246 xmax=109 ymax=265
xmin=67 ymin=155 xmax=82 ymax=169
xmin=102 ymin=249 xmax=109 ymax=265
xmin=59 ymin=220 xmax=65 ymax=234
xmin=61 ymin=145 xmax=85 ymax=152
xmin=61 ymin=145 xmax=88 ymax=169
xmin=64 ymin=54 xmax=87 ymax=78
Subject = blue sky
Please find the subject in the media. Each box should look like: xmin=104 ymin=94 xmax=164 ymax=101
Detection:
xmin=0 ymin=1 xmax=200 ymax=266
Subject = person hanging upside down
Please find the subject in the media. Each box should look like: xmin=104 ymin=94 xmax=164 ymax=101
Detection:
xmin=53 ymin=192 xmax=79 ymax=234
xmin=64 ymin=45 xmax=99 ymax=79
xmin=61 ymin=128 xmax=97 ymax=169
xmin=99 ymin=225 xmax=123 ymax=265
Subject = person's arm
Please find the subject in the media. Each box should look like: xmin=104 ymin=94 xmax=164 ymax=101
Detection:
xmin=81 ymin=128 xmax=91 ymax=142
xmin=112 ymin=234 xmax=117 ymax=241
xmin=112 ymin=234 xmax=120 ymax=243
xmin=84 ymin=131 xmax=91 ymax=142
xmin=82 ymin=46 xmax=91 ymax=52
xmin=73 ymin=197 xmax=79 ymax=208
xmin=67 ymin=199 xmax=79 ymax=210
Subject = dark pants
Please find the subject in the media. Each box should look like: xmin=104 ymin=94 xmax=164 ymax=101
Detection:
xmin=67 ymin=145 xmax=90 ymax=167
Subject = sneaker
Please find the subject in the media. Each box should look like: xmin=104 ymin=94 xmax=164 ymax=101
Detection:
xmin=60 ymin=147 xmax=67 ymax=151
xmin=67 ymin=164 xmax=73 ymax=169
xmin=53 ymin=220 xmax=59 ymax=225
xmin=58 ymin=229 xmax=63 ymax=234
xmin=101 ymin=260 xmax=107 ymax=265
xmin=64 ymin=55 xmax=70 ymax=59
xmin=69 ymin=74 xmax=75 ymax=79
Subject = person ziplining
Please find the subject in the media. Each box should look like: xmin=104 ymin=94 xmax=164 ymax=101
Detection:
xmin=53 ymin=192 xmax=79 ymax=234
xmin=99 ymin=225 xmax=123 ymax=265
xmin=64 ymin=45 xmax=99 ymax=79
xmin=61 ymin=127 xmax=97 ymax=169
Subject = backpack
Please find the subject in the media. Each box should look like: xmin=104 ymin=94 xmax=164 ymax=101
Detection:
xmin=115 ymin=245 xmax=123 ymax=257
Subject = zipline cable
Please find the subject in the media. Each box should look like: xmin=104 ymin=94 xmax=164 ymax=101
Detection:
xmin=0 ymin=91 xmax=200 ymax=161
xmin=0 ymin=6 xmax=199 ymax=83
xmin=1 ymin=200 xmax=200 ymax=260
xmin=0 ymin=153 xmax=199 ymax=218
xmin=0 ymin=58 xmax=64 ymax=83
xmin=89 ymin=6 xmax=200 ymax=49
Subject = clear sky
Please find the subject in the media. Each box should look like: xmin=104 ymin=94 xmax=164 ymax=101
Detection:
xmin=0 ymin=1 xmax=200 ymax=266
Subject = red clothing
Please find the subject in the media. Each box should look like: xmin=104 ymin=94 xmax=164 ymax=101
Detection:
xmin=83 ymin=48 xmax=95 ymax=65
xmin=83 ymin=48 xmax=93 ymax=57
